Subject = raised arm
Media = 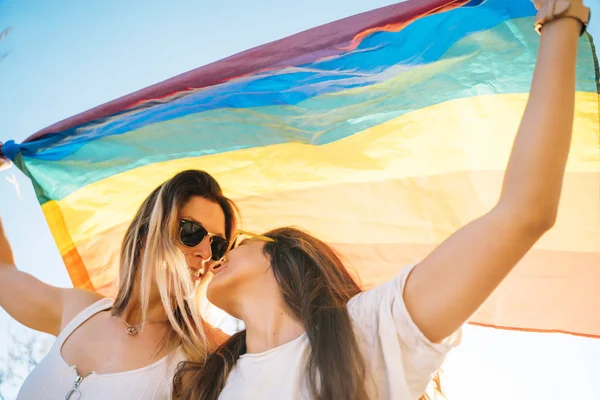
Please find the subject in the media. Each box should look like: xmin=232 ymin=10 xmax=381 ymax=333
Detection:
xmin=403 ymin=6 xmax=588 ymax=343
xmin=0 ymin=215 xmax=102 ymax=336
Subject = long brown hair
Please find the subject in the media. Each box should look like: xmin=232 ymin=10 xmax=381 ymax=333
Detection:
xmin=174 ymin=227 xmax=445 ymax=399
xmin=112 ymin=169 xmax=237 ymax=364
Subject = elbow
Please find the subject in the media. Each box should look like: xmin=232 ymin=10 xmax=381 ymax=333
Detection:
xmin=525 ymin=201 xmax=559 ymax=234
xmin=1 ymin=238 xmax=16 ymax=266
xmin=494 ymin=204 xmax=557 ymax=237
xmin=0 ymin=255 xmax=15 ymax=267
xmin=525 ymin=212 xmax=556 ymax=235
xmin=0 ymin=249 xmax=15 ymax=266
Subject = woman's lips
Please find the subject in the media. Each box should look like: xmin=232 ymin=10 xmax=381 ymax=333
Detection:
xmin=211 ymin=261 xmax=228 ymax=275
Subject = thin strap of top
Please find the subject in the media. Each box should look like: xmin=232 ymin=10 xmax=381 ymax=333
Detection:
xmin=56 ymin=297 xmax=114 ymax=345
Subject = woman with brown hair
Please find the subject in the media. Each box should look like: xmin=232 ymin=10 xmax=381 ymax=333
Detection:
xmin=175 ymin=1 xmax=590 ymax=399
xmin=177 ymin=227 xmax=454 ymax=400
xmin=0 ymin=169 xmax=237 ymax=399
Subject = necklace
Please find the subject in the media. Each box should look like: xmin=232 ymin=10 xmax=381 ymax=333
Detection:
xmin=121 ymin=318 xmax=168 ymax=336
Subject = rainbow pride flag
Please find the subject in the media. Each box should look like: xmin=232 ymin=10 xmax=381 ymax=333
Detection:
xmin=2 ymin=0 xmax=599 ymax=339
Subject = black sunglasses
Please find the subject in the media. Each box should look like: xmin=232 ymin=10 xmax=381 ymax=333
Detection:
xmin=179 ymin=219 xmax=229 ymax=261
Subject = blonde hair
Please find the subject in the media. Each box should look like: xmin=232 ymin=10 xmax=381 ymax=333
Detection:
xmin=112 ymin=170 xmax=237 ymax=363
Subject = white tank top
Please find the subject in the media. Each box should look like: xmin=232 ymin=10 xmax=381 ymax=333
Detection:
xmin=17 ymin=298 xmax=186 ymax=400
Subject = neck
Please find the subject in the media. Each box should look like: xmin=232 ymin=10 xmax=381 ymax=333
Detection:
xmin=239 ymin=296 xmax=305 ymax=354
xmin=121 ymin=283 xmax=168 ymax=325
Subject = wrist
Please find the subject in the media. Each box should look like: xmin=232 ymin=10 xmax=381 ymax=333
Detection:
xmin=534 ymin=0 xmax=591 ymax=35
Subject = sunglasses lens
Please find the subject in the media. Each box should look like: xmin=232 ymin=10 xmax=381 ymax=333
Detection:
xmin=180 ymin=220 xmax=208 ymax=247
xmin=210 ymin=237 xmax=229 ymax=261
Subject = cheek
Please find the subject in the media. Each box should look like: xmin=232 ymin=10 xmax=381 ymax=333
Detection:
xmin=175 ymin=242 xmax=188 ymax=256
xmin=174 ymin=244 xmax=191 ymax=265
xmin=207 ymin=252 xmax=267 ymax=303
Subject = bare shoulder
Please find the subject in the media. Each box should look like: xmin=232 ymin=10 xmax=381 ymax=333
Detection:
xmin=60 ymin=288 xmax=105 ymax=331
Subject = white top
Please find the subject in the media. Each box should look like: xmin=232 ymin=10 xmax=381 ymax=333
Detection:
xmin=17 ymin=298 xmax=186 ymax=400
xmin=218 ymin=264 xmax=462 ymax=400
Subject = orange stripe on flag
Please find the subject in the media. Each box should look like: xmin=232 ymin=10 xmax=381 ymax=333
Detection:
xmin=43 ymin=201 xmax=94 ymax=291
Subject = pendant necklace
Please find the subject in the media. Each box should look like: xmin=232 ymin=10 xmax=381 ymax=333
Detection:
xmin=121 ymin=318 xmax=168 ymax=336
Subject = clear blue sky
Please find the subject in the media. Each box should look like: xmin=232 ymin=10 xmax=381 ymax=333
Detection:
xmin=1 ymin=1 xmax=599 ymax=399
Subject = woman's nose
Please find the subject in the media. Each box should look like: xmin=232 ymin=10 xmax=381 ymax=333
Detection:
xmin=193 ymin=236 xmax=212 ymax=261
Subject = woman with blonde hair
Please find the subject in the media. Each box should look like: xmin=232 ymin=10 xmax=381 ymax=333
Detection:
xmin=175 ymin=1 xmax=590 ymax=398
xmin=0 ymin=169 xmax=237 ymax=399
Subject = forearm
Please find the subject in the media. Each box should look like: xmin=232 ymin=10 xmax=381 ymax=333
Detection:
xmin=498 ymin=18 xmax=581 ymax=225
